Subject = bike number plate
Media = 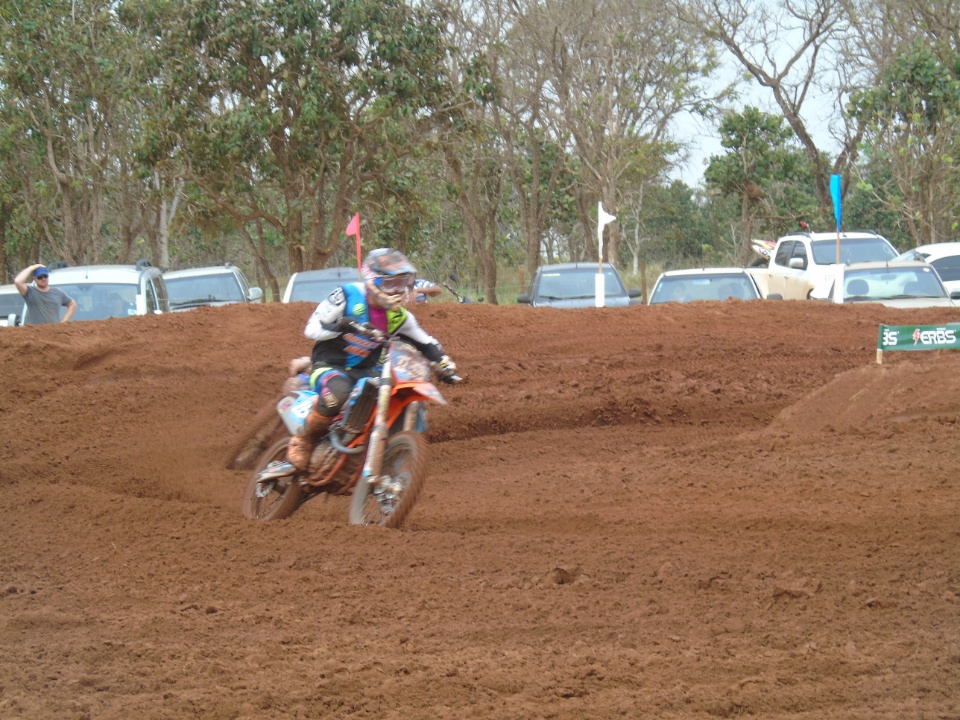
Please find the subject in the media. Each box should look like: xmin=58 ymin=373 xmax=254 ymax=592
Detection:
xmin=277 ymin=391 xmax=317 ymax=435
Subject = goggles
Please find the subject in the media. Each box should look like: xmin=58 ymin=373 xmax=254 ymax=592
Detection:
xmin=376 ymin=273 xmax=414 ymax=293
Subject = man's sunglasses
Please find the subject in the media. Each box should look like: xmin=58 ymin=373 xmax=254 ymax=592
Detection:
xmin=36 ymin=274 xmax=49 ymax=280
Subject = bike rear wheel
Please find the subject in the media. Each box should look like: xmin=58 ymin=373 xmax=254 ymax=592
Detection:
xmin=349 ymin=431 xmax=427 ymax=529
xmin=242 ymin=438 xmax=303 ymax=521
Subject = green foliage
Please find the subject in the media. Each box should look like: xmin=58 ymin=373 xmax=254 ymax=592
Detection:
xmin=627 ymin=181 xmax=711 ymax=267
xmin=0 ymin=0 xmax=144 ymax=262
xmin=0 ymin=0 xmax=957 ymax=280
xmin=133 ymin=0 xmax=456 ymax=269
xmin=851 ymin=41 xmax=960 ymax=133
xmin=849 ymin=40 xmax=960 ymax=244
xmin=704 ymin=107 xmax=819 ymax=247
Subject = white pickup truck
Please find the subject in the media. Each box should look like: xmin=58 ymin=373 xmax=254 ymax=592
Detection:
xmin=757 ymin=230 xmax=899 ymax=299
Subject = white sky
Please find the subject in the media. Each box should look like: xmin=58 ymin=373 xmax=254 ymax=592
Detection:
xmin=667 ymin=20 xmax=846 ymax=190
xmin=668 ymin=83 xmax=842 ymax=189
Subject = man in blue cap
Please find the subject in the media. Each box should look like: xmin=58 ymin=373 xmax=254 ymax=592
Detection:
xmin=14 ymin=263 xmax=77 ymax=325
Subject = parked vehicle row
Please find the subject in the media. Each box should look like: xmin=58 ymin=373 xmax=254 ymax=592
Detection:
xmin=649 ymin=232 xmax=960 ymax=310
xmin=514 ymin=233 xmax=960 ymax=310
xmin=45 ymin=261 xmax=170 ymax=321
xmin=4 ymin=260 xmax=269 ymax=325
xmin=4 ymin=259 xmax=441 ymax=325
xmin=895 ymin=242 xmax=960 ymax=295
xmin=282 ymin=266 xmax=357 ymax=304
xmin=0 ymin=284 xmax=23 ymax=326
xmin=7 ymin=238 xmax=960 ymax=324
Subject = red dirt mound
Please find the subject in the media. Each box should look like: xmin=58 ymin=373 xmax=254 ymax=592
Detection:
xmin=1 ymin=300 xmax=959 ymax=719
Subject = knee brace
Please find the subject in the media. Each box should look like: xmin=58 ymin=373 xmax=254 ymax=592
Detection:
xmin=310 ymin=368 xmax=353 ymax=417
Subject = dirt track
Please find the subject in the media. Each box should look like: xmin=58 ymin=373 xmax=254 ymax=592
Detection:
xmin=1 ymin=299 xmax=959 ymax=719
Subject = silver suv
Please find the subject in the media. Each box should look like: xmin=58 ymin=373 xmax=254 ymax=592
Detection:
xmin=27 ymin=260 xmax=171 ymax=322
xmin=163 ymin=263 xmax=263 ymax=311
xmin=282 ymin=266 xmax=357 ymax=303
xmin=518 ymin=262 xmax=642 ymax=307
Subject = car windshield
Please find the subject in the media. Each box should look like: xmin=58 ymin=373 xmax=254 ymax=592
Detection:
xmin=843 ymin=266 xmax=947 ymax=301
xmin=810 ymin=237 xmax=897 ymax=265
xmin=166 ymin=274 xmax=243 ymax=305
xmin=649 ymin=273 xmax=758 ymax=304
xmin=289 ymin=278 xmax=351 ymax=303
xmin=0 ymin=292 xmax=24 ymax=317
xmin=51 ymin=282 xmax=139 ymax=321
xmin=536 ymin=267 xmax=626 ymax=300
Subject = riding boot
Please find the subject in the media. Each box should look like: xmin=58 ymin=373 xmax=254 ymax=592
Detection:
xmin=287 ymin=407 xmax=333 ymax=471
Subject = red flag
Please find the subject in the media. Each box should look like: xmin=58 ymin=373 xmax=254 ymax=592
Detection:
xmin=345 ymin=212 xmax=360 ymax=237
xmin=345 ymin=213 xmax=361 ymax=274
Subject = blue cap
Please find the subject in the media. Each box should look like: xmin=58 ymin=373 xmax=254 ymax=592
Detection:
xmin=34 ymin=266 xmax=48 ymax=277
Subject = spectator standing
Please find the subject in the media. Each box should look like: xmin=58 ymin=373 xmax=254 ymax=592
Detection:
xmin=14 ymin=264 xmax=77 ymax=325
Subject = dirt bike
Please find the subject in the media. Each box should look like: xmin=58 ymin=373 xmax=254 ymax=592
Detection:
xmin=441 ymin=281 xmax=474 ymax=303
xmin=240 ymin=321 xmax=461 ymax=528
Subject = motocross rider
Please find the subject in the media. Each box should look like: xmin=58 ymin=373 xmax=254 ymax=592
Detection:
xmin=286 ymin=248 xmax=458 ymax=470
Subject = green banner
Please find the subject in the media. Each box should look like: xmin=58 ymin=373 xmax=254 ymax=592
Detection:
xmin=877 ymin=323 xmax=960 ymax=352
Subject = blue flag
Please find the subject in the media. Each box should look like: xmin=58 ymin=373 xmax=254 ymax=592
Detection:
xmin=830 ymin=174 xmax=842 ymax=231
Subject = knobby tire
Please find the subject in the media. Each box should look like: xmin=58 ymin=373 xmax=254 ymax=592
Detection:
xmin=349 ymin=431 xmax=428 ymax=529
xmin=241 ymin=438 xmax=303 ymax=521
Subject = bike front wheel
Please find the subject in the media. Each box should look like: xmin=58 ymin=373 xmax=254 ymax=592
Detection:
xmin=349 ymin=431 xmax=428 ymax=529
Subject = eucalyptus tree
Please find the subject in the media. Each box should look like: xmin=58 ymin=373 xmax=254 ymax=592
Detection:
xmin=435 ymin=0 xmax=506 ymax=303
xmin=613 ymin=147 xmax=671 ymax=273
xmin=674 ymin=0 xmax=868 ymax=228
xmin=537 ymin=0 xmax=718 ymax=267
xmin=842 ymin=155 xmax=912 ymax=249
xmin=0 ymin=0 xmax=140 ymax=264
xmin=0 ymin=108 xmax=28 ymax=279
xmin=139 ymin=0 xmax=455 ymax=288
xmin=460 ymin=0 xmax=573 ymax=281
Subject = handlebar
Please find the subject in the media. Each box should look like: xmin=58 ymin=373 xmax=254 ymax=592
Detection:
xmin=341 ymin=318 xmax=387 ymax=344
xmin=342 ymin=318 xmax=463 ymax=384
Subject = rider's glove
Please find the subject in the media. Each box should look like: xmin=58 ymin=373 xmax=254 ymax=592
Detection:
xmin=336 ymin=315 xmax=356 ymax=331
xmin=436 ymin=355 xmax=457 ymax=378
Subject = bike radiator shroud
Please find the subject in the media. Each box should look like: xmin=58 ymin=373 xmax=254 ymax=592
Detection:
xmin=340 ymin=377 xmax=379 ymax=434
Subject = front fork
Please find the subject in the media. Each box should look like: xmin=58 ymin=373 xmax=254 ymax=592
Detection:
xmin=403 ymin=401 xmax=427 ymax=432
xmin=359 ymin=361 xmax=395 ymax=490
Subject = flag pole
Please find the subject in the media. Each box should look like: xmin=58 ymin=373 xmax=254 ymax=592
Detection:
xmin=830 ymin=175 xmax=843 ymax=304
xmin=596 ymin=202 xmax=617 ymax=308
xmin=345 ymin=213 xmax=362 ymax=280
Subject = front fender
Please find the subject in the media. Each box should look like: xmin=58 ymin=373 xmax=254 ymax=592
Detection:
xmin=394 ymin=380 xmax=447 ymax=406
